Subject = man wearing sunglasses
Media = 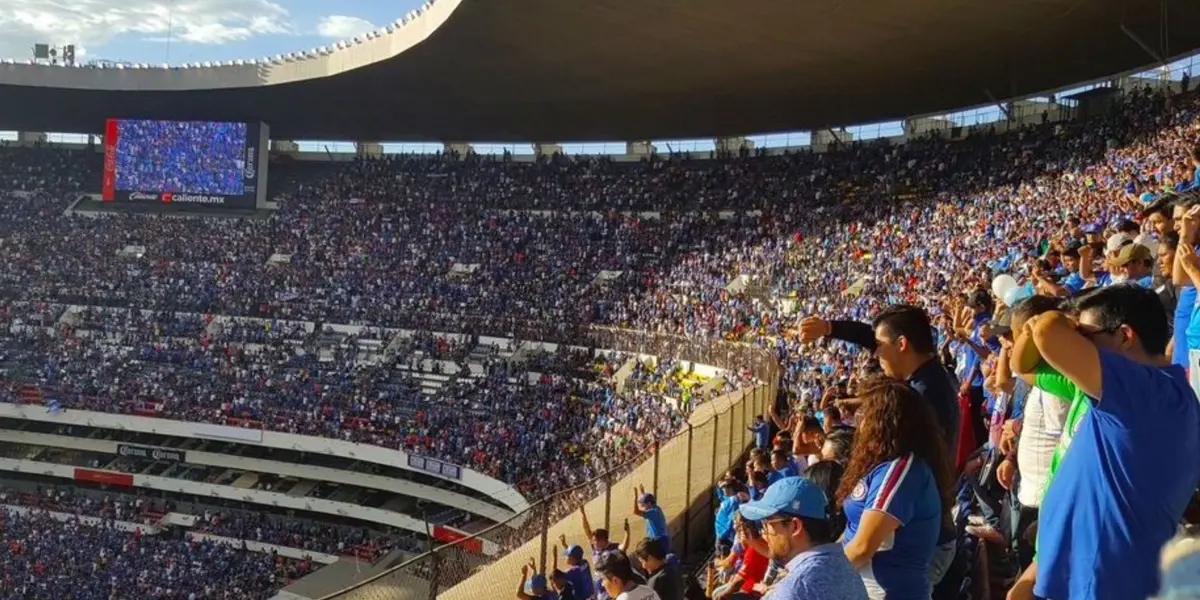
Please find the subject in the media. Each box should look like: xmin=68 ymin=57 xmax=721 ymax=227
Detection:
xmin=1007 ymin=285 xmax=1200 ymax=600
xmin=738 ymin=477 xmax=867 ymax=600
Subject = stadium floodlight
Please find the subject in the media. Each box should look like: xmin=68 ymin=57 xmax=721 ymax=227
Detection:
xmin=353 ymin=36 xmax=362 ymax=44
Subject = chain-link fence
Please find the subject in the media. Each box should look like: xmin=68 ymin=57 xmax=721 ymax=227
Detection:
xmin=320 ymin=327 xmax=778 ymax=600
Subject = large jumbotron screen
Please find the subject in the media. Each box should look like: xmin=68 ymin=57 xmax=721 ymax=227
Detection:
xmin=101 ymin=119 xmax=269 ymax=209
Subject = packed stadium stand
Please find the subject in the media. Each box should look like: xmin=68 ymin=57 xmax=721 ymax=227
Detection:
xmin=2 ymin=2 xmax=1200 ymax=598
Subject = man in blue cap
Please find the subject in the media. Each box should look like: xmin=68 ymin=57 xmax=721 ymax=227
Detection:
xmin=633 ymin=485 xmax=670 ymax=555
xmin=738 ymin=476 xmax=867 ymax=600
xmin=555 ymin=540 xmax=597 ymax=600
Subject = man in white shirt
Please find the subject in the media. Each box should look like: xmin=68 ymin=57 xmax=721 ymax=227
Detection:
xmin=993 ymin=295 xmax=1068 ymax=571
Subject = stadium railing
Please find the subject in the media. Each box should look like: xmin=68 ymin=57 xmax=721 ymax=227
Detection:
xmin=318 ymin=326 xmax=779 ymax=600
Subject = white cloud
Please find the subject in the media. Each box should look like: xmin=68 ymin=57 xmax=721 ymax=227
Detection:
xmin=316 ymin=15 xmax=376 ymax=39
xmin=0 ymin=0 xmax=291 ymax=61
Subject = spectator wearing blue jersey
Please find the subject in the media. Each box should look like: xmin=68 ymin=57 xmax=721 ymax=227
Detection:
xmin=750 ymin=415 xmax=772 ymax=450
xmin=837 ymin=378 xmax=954 ymax=600
xmin=768 ymin=449 xmax=799 ymax=485
xmin=555 ymin=538 xmax=597 ymax=600
xmin=1008 ymin=285 xmax=1200 ymax=600
xmin=632 ymin=487 xmax=669 ymax=555
xmin=714 ymin=478 xmax=749 ymax=556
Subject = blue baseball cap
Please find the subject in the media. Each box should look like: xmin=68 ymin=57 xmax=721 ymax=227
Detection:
xmin=1082 ymin=223 xmax=1103 ymax=235
xmin=530 ymin=574 xmax=548 ymax=590
xmin=564 ymin=545 xmax=584 ymax=559
xmin=738 ymin=476 xmax=828 ymax=521
xmin=639 ymin=493 xmax=656 ymax=506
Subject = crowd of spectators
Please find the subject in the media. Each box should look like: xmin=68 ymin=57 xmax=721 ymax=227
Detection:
xmin=516 ymin=85 xmax=1200 ymax=600
xmin=0 ymin=507 xmax=313 ymax=600
xmin=194 ymin=509 xmax=409 ymax=559
xmin=2 ymin=81 xmax=1200 ymax=599
xmin=113 ymin=120 xmax=248 ymax=196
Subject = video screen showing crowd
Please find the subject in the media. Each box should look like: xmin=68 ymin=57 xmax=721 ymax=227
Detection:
xmin=0 ymin=81 xmax=1199 ymax=599
xmin=113 ymin=120 xmax=248 ymax=196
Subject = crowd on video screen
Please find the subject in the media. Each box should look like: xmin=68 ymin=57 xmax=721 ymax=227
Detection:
xmin=113 ymin=120 xmax=247 ymax=196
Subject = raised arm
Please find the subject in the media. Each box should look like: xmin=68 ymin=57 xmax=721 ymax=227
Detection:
xmin=794 ymin=316 xmax=877 ymax=351
xmin=517 ymin=563 xmax=534 ymax=600
xmin=1027 ymin=311 xmax=1102 ymax=399
xmin=1173 ymin=207 xmax=1200 ymax=287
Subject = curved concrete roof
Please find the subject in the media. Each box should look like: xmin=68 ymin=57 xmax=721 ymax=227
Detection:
xmin=0 ymin=0 xmax=1197 ymax=142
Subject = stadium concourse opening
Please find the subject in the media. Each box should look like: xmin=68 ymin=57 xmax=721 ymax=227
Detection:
xmin=4 ymin=54 xmax=1200 ymax=600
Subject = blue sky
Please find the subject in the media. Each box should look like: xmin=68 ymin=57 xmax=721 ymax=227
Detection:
xmin=0 ymin=0 xmax=426 ymax=66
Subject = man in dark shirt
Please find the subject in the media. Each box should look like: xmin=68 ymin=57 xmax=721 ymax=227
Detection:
xmin=795 ymin=304 xmax=961 ymax=454
xmin=633 ymin=536 xmax=682 ymax=600
xmin=551 ymin=570 xmax=579 ymax=600
xmin=795 ymin=303 xmax=961 ymax=585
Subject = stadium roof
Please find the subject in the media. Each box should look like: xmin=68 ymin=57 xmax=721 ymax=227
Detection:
xmin=0 ymin=0 xmax=1197 ymax=142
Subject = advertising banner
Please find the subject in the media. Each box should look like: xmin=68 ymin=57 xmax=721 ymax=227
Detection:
xmin=117 ymin=444 xmax=186 ymax=463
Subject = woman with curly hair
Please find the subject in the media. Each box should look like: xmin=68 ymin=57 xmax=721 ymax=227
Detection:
xmin=837 ymin=377 xmax=954 ymax=600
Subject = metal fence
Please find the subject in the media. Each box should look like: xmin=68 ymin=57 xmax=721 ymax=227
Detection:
xmin=320 ymin=327 xmax=779 ymax=600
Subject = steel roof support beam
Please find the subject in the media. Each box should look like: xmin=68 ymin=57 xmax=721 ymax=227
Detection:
xmin=984 ymin=90 xmax=1014 ymax=121
xmin=1121 ymin=23 xmax=1167 ymax=67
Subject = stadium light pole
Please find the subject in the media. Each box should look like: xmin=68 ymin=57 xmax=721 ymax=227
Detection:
xmin=165 ymin=0 xmax=175 ymax=65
